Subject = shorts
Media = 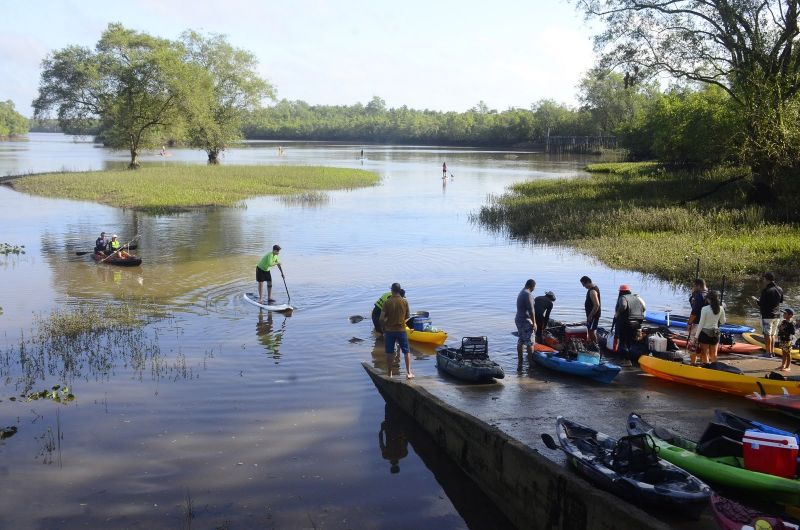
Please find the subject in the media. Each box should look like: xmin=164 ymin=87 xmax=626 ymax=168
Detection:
xmin=698 ymin=330 xmax=720 ymax=345
xmin=384 ymin=331 xmax=409 ymax=354
xmin=515 ymin=318 xmax=533 ymax=346
xmin=762 ymin=318 xmax=779 ymax=337
xmin=586 ymin=316 xmax=600 ymax=331
xmin=256 ymin=266 xmax=272 ymax=283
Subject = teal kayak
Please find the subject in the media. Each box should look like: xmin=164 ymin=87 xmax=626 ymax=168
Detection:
xmin=627 ymin=413 xmax=800 ymax=506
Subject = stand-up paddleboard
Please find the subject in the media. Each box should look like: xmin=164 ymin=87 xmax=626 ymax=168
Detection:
xmin=243 ymin=293 xmax=293 ymax=312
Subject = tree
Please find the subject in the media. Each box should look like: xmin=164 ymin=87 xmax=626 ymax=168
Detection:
xmin=0 ymin=100 xmax=29 ymax=137
xmin=181 ymin=31 xmax=274 ymax=164
xmin=578 ymin=68 xmax=655 ymax=134
xmin=577 ymin=0 xmax=800 ymax=200
xmin=33 ymin=23 xmax=210 ymax=168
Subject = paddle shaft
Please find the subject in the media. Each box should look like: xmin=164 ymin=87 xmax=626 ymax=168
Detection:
xmin=281 ymin=273 xmax=290 ymax=304
xmin=100 ymin=234 xmax=140 ymax=263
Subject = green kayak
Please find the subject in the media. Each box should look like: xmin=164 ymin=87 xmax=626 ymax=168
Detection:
xmin=627 ymin=413 xmax=800 ymax=506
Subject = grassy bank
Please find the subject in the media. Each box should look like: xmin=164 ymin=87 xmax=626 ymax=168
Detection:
xmin=7 ymin=165 xmax=379 ymax=213
xmin=478 ymin=163 xmax=800 ymax=282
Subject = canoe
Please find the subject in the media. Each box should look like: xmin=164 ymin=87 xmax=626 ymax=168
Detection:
xmin=638 ymin=355 xmax=800 ymax=396
xmin=669 ymin=337 xmax=762 ymax=354
xmin=627 ymin=413 xmax=800 ymax=506
xmin=435 ymin=337 xmax=504 ymax=382
xmin=553 ymin=417 xmax=710 ymax=519
xmin=710 ymin=493 xmax=799 ymax=530
xmin=531 ymin=346 xmax=621 ymax=384
xmin=644 ymin=311 xmax=754 ymax=334
xmin=91 ymin=253 xmax=142 ymax=267
xmin=405 ymin=325 xmax=447 ymax=346
xmin=743 ymin=332 xmax=800 ymax=359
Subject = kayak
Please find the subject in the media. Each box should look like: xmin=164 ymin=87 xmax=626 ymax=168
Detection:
xmin=627 ymin=413 xmax=800 ymax=506
xmin=91 ymin=253 xmax=142 ymax=267
xmin=531 ymin=345 xmax=621 ymax=384
xmin=435 ymin=337 xmax=504 ymax=382
xmin=553 ymin=417 xmax=710 ymax=519
xmin=638 ymin=355 xmax=800 ymax=396
xmin=644 ymin=311 xmax=754 ymax=334
xmin=713 ymin=409 xmax=799 ymax=443
xmin=405 ymin=325 xmax=447 ymax=346
xmin=710 ymin=493 xmax=799 ymax=530
xmin=243 ymin=293 xmax=293 ymax=312
xmin=669 ymin=337 xmax=762 ymax=354
xmin=748 ymin=390 xmax=800 ymax=419
xmin=743 ymin=332 xmax=800 ymax=359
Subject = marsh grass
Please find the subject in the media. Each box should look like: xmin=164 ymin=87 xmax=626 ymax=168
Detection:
xmin=9 ymin=165 xmax=379 ymax=214
xmin=277 ymin=190 xmax=330 ymax=207
xmin=478 ymin=164 xmax=800 ymax=282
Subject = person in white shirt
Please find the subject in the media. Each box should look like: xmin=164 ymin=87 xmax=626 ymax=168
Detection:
xmin=691 ymin=290 xmax=726 ymax=364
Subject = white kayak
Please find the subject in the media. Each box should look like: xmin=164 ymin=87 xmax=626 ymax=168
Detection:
xmin=243 ymin=293 xmax=293 ymax=312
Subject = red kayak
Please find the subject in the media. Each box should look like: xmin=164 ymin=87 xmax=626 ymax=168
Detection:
xmin=747 ymin=385 xmax=800 ymax=419
xmin=91 ymin=253 xmax=142 ymax=267
xmin=711 ymin=494 xmax=799 ymax=529
xmin=671 ymin=337 xmax=762 ymax=354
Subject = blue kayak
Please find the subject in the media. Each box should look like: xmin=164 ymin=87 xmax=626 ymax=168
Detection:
xmin=531 ymin=349 xmax=621 ymax=384
xmin=644 ymin=311 xmax=754 ymax=334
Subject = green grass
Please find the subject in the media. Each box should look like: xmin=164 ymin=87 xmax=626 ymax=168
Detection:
xmin=478 ymin=164 xmax=800 ymax=282
xmin=9 ymin=165 xmax=379 ymax=213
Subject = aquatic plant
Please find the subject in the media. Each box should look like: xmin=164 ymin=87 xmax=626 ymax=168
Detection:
xmin=0 ymin=243 xmax=25 ymax=255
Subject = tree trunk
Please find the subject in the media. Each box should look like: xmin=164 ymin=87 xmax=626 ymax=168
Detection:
xmin=128 ymin=149 xmax=140 ymax=169
xmin=748 ymin=166 xmax=778 ymax=205
xmin=207 ymin=149 xmax=220 ymax=165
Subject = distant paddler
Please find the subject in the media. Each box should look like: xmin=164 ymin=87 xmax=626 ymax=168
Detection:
xmin=256 ymin=244 xmax=284 ymax=304
xmin=105 ymin=234 xmax=131 ymax=259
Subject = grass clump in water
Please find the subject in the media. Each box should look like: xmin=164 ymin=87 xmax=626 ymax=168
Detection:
xmin=9 ymin=165 xmax=379 ymax=214
xmin=478 ymin=163 xmax=800 ymax=282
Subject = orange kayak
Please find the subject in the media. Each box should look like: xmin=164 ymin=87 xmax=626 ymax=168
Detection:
xmin=670 ymin=337 xmax=761 ymax=354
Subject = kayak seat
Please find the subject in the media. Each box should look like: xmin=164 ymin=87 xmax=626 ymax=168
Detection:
xmin=653 ymin=427 xmax=677 ymax=444
xmin=697 ymin=422 xmax=743 ymax=458
xmin=703 ymin=362 xmax=743 ymax=375
xmin=766 ymin=371 xmax=800 ymax=382
xmin=609 ymin=433 xmax=660 ymax=474
xmin=460 ymin=336 xmax=488 ymax=360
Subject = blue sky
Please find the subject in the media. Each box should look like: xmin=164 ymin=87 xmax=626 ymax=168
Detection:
xmin=1 ymin=0 xmax=596 ymax=117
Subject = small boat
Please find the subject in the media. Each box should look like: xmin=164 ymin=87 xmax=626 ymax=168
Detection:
xmin=91 ymin=253 xmax=142 ymax=267
xmin=627 ymin=413 xmax=800 ymax=506
xmin=404 ymin=324 xmax=447 ymax=346
xmin=542 ymin=417 xmax=710 ymax=519
xmin=713 ymin=409 xmax=799 ymax=443
xmin=644 ymin=311 xmax=754 ymax=334
xmin=531 ymin=344 xmax=621 ymax=384
xmin=748 ymin=383 xmax=800 ymax=419
xmin=743 ymin=332 xmax=800 ymax=359
xmin=669 ymin=336 xmax=762 ymax=354
xmin=435 ymin=336 xmax=504 ymax=382
xmin=711 ymin=494 xmax=799 ymax=530
xmin=638 ymin=355 xmax=800 ymax=396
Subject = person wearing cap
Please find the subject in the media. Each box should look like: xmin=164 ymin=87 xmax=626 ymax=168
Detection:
xmin=256 ymin=244 xmax=284 ymax=304
xmin=533 ymin=291 xmax=556 ymax=343
xmin=614 ymin=284 xmax=646 ymax=352
xmin=105 ymin=234 xmax=131 ymax=259
xmin=94 ymin=232 xmax=108 ymax=254
xmin=380 ymin=283 xmax=413 ymax=379
xmin=777 ymin=308 xmax=796 ymax=371
xmin=580 ymin=276 xmax=601 ymax=344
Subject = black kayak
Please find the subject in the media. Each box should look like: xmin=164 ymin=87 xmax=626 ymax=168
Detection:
xmin=553 ymin=417 xmax=711 ymax=519
xmin=92 ymin=253 xmax=142 ymax=267
xmin=435 ymin=336 xmax=504 ymax=382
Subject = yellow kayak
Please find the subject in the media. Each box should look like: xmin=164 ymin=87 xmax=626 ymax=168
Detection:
xmin=742 ymin=332 xmax=800 ymax=359
xmin=638 ymin=355 xmax=800 ymax=397
xmin=405 ymin=325 xmax=447 ymax=346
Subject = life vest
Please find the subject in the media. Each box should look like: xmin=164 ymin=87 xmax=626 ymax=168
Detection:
xmin=109 ymin=240 xmax=121 ymax=251
xmin=623 ymin=293 xmax=645 ymax=320
xmin=375 ymin=292 xmax=392 ymax=310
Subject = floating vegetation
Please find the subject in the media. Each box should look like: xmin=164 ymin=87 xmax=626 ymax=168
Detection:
xmin=277 ymin=191 xmax=330 ymax=207
xmin=0 ymin=242 xmax=25 ymax=255
xmin=1 ymin=426 xmax=17 ymax=440
xmin=25 ymin=385 xmax=75 ymax=404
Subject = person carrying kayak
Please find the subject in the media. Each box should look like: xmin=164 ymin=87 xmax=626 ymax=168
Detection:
xmin=580 ymin=276 xmax=601 ymax=344
xmin=614 ymin=284 xmax=646 ymax=352
xmin=256 ymin=244 xmax=284 ymax=304
xmin=533 ymin=291 xmax=556 ymax=343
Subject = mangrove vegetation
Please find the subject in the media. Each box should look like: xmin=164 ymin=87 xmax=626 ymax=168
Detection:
xmin=0 ymin=100 xmax=28 ymax=138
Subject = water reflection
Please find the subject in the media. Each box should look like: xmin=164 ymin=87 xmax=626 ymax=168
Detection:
xmin=378 ymin=403 xmax=409 ymax=474
xmin=256 ymin=309 xmax=288 ymax=361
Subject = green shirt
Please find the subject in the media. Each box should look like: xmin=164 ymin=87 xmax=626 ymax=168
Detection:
xmin=258 ymin=251 xmax=280 ymax=271
xmin=374 ymin=292 xmax=392 ymax=310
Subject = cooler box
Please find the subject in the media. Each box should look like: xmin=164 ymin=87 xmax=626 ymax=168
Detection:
xmin=412 ymin=317 xmax=432 ymax=331
xmin=648 ymin=335 xmax=668 ymax=353
xmin=565 ymin=325 xmax=589 ymax=342
xmin=743 ymin=429 xmax=798 ymax=479
xmin=577 ymin=351 xmax=600 ymax=365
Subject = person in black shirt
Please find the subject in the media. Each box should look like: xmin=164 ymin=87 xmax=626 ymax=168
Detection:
xmin=94 ymin=231 xmax=107 ymax=254
xmin=777 ymin=308 xmax=795 ymax=371
xmin=754 ymin=272 xmax=784 ymax=357
xmin=533 ymin=291 xmax=556 ymax=343
xmin=580 ymin=276 xmax=601 ymax=344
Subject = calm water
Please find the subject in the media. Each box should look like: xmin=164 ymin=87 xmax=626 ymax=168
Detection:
xmin=0 ymin=134 xmax=794 ymax=528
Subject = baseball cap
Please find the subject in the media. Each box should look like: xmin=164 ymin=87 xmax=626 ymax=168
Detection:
xmin=618 ymin=284 xmax=631 ymax=292
xmin=783 ymin=308 xmax=794 ymax=316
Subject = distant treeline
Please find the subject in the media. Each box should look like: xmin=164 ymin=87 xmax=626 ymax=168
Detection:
xmin=0 ymin=100 xmax=28 ymax=137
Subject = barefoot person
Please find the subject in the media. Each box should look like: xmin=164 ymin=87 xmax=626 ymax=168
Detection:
xmin=580 ymin=276 xmax=601 ymax=344
xmin=777 ymin=308 xmax=796 ymax=371
xmin=256 ymin=245 xmax=283 ymax=304
xmin=515 ymin=279 xmax=536 ymax=364
xmin=380 ymin=283 xmax=413 ymax=378
xmin=692 ymin=290 xmax=725 ymax=364
xmin=756 ymin=272 xmax=783 ymax=357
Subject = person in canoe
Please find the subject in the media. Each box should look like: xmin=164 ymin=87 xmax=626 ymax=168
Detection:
xmin=105 ymin=235 xmax=131 ymax=259
xmin=777 ymin=308 xmax=796 ymax=371
xmin=379 ymin=283 xmax=413 ymax=379
xmin=94 ymin=231 xmax=108 ymax=254
xmin=534 ymin=291 xmax=556 ymax=343
xmin=691 ymin=290 xmax=725 ymax=364
xmin=614 ymin=284 xmax=646 ymax=352
xmin=580 ymin=276 xmax=601 ymax=345
xmin=256 ymin=244 xmax=284 ymax=305
xmin=515 ymin=279 xmax=536 ymax=365
xmin=755 ymin=272 xmax=784 ymax=357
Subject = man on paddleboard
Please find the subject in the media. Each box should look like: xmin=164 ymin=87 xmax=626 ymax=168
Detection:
xmin=256 ymin=244 xmax=284 ymax=304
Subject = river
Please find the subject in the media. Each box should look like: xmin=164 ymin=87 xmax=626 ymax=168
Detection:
xmin=0 ymin=133 xmax=795 ymax=529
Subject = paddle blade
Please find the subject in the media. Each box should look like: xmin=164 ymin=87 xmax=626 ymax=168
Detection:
xmin=75 ymin=251 xmax=90 ymax=256
xmin=540 ymin=433 xmax=559 ymax=451
xmin=349 ymin=315 xmax=365 ymax=324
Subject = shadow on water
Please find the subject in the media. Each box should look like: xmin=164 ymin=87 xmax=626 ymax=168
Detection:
xmin=378 ymin=401 xmax=513 ymax=530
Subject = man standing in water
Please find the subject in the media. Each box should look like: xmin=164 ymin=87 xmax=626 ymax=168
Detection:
xmin=442 ymin=161 xmax=448 ymax=179
xmin=256 ymin=244 xmax=283 ymax=304
xmin=580 ymin=276 xmax=601 ymax=345
xmin=380 ymin=283 xmax=413 ymax=379
xmin=516 ymin=279 xmax=536 ymax=365
xmin=756 ymin=272 xmax=784 ymax=357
